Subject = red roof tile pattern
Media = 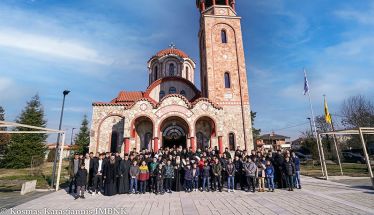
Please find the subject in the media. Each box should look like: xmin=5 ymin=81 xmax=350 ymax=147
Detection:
xmin=111 ymin=91 xmax=144 ymax=103
xmin=156 ymin=48 xmax=189 ymax=58
xmin=92 ymin=78 xmax=222 ymax=110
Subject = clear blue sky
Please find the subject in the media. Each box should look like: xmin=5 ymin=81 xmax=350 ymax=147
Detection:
xmin=0 ymin=0 xmax=373 ymax=142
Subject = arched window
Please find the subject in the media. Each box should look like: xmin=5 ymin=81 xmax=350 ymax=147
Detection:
xmin=159 ymin=91 xmax=165 ymax=99
xmin=169 ymin=63 xmax=175 ymax=76
xmin=154 ymin=66 xmax=158 ymax=80
xmin=221 ymin=30 xmax=227 ymax=43
xmin=185 ymin=67 xmax=189 ymax=79
xmin=180 ymin=90 xmax=186 ymax=96
xmin=169 ymin=87 xmax=176 ymax=94
xmin=229 ymin=132 xmax=235 ymax=151
xmin=224 ymin=72 xmax=231 ymax=88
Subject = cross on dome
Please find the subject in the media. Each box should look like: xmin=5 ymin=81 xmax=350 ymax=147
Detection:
xmin=169 ymin=42 xmax=176 ymax=49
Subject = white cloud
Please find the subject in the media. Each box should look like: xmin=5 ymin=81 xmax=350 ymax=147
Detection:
xmin=335 ymin=5 xmax=374 ymax=25
xmin=0 ymin=29 xmax=113 ymax=65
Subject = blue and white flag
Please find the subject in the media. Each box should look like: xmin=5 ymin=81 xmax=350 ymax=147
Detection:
xmin=303 ymin=70 xmax=309 ymax=95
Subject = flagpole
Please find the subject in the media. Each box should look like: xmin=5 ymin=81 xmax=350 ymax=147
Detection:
xmin=307 ymin=91 xmax=325 ymax=177
xmin=304 ymin=70 xmax=325 ymax=177
xmin=324 ymin=95 xmax=343 ymax=176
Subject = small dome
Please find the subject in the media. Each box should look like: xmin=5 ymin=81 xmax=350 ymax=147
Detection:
xmin=156 ymin=48 xmax=189 ymax=59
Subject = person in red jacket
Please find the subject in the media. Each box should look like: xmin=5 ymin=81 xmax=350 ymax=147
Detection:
xmin=138 ymin=161 xmax=150 ymax=194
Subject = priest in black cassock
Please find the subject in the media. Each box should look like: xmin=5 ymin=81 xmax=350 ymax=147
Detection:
xmin=117 ymin=154 xmax=131 ymax=194
xmin=173 ymin=156 xmax=183 ymax=192
xmin=103 ymin=154 xmax=117 ymax=196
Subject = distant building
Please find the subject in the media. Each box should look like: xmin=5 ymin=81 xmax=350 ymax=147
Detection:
xmin=256 ymin=133 xmax=291 ymax=151
xmin=291 ymin=138 xmax=304 ymax=150
xmin=45 ymin=144 xmax=77 ymax=160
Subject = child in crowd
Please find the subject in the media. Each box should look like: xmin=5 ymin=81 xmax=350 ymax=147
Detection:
xmin=164 ymin=160 xmax=174 ymax=193
xmin=265 ymin=160 xmax=275 ymax=192
xmin=257 ymin=159 xmax=266 ymax=192
xmin=184 ymin=165 xmax=193 ymax=192
xmin=75 ymin=163 xmax=88 ymax=200
xmin=226 ymin=158 xmax=236 ymax=192
xmin=283 ymin=157 xmax=296 ymax=191
xmin=155 ymin=164 xmax=164 ymax=195
xmin=138 ymin=161 xmax=150 ymax=194
xmin=130 ymin=161 xmax=140 ymax=194
xmin=202 ymin=161 xmax=211 ymax=192
xmin=192 ymin=163 xmax=200 ymax=191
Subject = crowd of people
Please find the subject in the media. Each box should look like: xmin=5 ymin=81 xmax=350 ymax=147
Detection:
xmin=68 ymin=146 xmax=301 ymax=199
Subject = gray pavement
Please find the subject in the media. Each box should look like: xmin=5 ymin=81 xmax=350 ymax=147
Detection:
xmin=0 ymin=191 xmax=51 ymax=210
xmin=2 ymin=176 xmax=374 ymax=215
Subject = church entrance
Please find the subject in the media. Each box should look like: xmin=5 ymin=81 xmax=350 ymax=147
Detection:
xmin=160 ymin=116 xmax=189 ymax=149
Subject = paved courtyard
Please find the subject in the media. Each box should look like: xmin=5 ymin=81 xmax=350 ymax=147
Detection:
xmin=2 ymin=176 xmax=374 ymax=215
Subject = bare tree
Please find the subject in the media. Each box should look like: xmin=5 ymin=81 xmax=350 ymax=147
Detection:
xmin=341 ymin=95 xmax=374 ymax=128
xmin=315 ymin=115 xmax=330 ymax=133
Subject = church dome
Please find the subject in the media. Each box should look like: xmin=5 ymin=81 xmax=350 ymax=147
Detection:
xmin=155 ymin=47 xmax=189 ymax=59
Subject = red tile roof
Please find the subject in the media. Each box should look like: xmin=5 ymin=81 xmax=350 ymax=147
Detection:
xmin=156 ymin=48 xmax=189 ymax=58
xmin=112 ymin=91 xmax=144 ymax=103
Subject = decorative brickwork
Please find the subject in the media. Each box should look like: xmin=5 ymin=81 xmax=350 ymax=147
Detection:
xmin=89 ymin=3 xmax=254 ymax=154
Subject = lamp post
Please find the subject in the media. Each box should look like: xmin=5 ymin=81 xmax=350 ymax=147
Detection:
xmin=307 ymin=117 xmax=313 ymax=137
xmin=51 ymin=90 xmax=70 ymax=189
xmin=70 ymin=128 xmax=76 ymax=145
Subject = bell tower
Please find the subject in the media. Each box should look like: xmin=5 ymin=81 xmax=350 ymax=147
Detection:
xmin=197 ymin=0 xmax=254 ymax=150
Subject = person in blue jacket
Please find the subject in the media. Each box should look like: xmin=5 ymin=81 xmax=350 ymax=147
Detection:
xmin=192 ymin=163 xmax=200 ymax=191
xmin=265 ymin=160 xmax=275 ymax=192
xmin=292 ymin=151 xmax=301 ymax=189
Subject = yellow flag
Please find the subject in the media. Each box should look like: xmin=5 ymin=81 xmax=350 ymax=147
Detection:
xmin=324 ymin=97 xmax=332 ymax=124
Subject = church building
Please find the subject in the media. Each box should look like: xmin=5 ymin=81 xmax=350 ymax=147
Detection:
xmin=89 ymin=0 xmax=254 ymax=154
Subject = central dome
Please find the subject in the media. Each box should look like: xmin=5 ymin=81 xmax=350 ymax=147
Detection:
xmin=156 ymin=48 xmax=189 ymax=59
xmin=148 ymin=46 xmax=196 ymax=86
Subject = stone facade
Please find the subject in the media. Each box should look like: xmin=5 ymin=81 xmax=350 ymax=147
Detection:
xmin=89 ymin=2 xmax=254 ymax=154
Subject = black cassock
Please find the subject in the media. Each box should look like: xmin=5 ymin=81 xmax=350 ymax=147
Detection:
xmin=173 ymin=164 xmax=183 ymax=192
xmin=117 ymin=159 xmax=131 ymax=194
xmin=103 ymin=161 xmax=117 ymax=196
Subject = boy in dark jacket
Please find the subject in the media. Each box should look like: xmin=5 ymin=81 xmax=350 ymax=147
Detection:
xmin=283 ymin=157 xmax=296 ymax=191
xmin=202 ymin=161 xmax=211 ymax=192
xmin=184 ymin=165 xmax=193 ymax=192
xmin=155 ymin=164 xmax=165 ymax=195
xmin=75 ymin=164 xmax=88 ymax=199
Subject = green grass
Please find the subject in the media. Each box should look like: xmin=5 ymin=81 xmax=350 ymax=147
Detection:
xmin=0 ymin=161 xmax=69 ymax=192
xmin=301 ymin=162 xmax=374 ymax=177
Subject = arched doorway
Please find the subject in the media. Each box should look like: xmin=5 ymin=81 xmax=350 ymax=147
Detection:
xmin=110 ymin=131 xmax=118 ymax=153
xmin=133 ymin=116 xmax=153 ymax=151
xmin=195 ymin=116 xmax=216 ymax=151
xmin=160 ymin=116 xmax=189 ymax=149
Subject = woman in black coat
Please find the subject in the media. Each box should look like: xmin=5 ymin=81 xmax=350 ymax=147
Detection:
xmin=117 ymin=155 xmax=131 ymax=194
xmin=103 ymin=155 xmax=117 ymax=196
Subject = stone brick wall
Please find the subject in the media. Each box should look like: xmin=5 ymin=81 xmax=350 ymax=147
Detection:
xmin=198 ymin=5 xmax=253 ymax=150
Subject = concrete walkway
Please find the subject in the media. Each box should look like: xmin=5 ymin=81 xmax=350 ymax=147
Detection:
xmin=3 ymin=176 xmax=374 ymax=215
